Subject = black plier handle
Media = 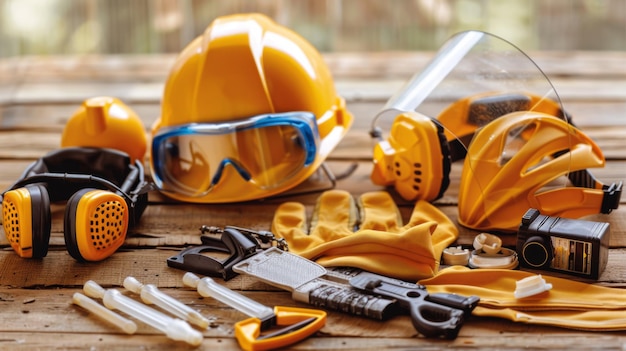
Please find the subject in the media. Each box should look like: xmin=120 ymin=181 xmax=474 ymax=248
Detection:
xmin=167 ymin=226 xmax=262 ymax=280
xmin=349 ymin=271 xmax=479 ymax=339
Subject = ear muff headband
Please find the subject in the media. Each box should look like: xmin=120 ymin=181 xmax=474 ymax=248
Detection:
xmin=9 ymin=147 xmax=145 ymax=198
xmin=3 ymin=148 xmax=148 ymax=216
xmin=8 ymin=172 xmax=135 ymax=205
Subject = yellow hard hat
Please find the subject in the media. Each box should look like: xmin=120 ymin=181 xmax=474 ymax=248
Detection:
xmin=458 ymin=111 xmax=621 ymax=232
xmin=61 ymin=96 xmax=147 ymax=162
xmin=150 ymin=13 xmax=353 ymax=203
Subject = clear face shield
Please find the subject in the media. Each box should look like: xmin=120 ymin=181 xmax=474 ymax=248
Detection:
xmin=373 ymin=30 xmax=568 ymax=147
xmin=151 ymin=112 xmax=320 ymax=198
xmin=371 ymin=30 xmax=620 ymax=232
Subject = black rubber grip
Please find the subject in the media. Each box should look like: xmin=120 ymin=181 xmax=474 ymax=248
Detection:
xmin=308 ymin=283 xmax=400 ymax=320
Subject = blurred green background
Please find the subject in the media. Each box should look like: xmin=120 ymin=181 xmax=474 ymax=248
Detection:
xmin=1 ymin=0 xmax=625 ymax=57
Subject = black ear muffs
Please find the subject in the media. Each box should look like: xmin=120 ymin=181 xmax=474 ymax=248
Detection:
xmin=1 ymin=147 xmax=149 ymax=262
xmin=2 ymin=184 xmax=51 ymax=258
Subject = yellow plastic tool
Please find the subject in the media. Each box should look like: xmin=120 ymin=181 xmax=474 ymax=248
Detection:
xmin=234 ymin=306 xmax=326 ymax=351
xmin=184 ymin=272 xmax=326 ymax=351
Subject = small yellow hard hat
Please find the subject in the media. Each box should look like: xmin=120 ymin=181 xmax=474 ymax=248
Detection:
xmin=61 ymin=96 xmax=147 ymax=162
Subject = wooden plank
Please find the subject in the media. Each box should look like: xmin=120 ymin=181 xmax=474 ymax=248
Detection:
xmin=1 ymin=157 xmax=624 ymax=247
xmin=3 ymin=286 xmax=626 ymax=350
xmin=3 ymin=283 xmax=626 ymax=336
xmin=3 ymin=331 xmax=626 ymax=351
xmin=4 ymin=76 xmax=626 ymax=109
xmin=0 ymin=155 xmax=623 ymax=204
xmin=2 ymin=52 xmax=626 ymax=109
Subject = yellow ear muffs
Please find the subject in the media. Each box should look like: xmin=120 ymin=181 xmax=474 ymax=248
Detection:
xmin=2 ymin=184 xmax=51 ymax=258
xmin=371 ymin=93 xmax=570 ymax=203
xmin=371 ymin=112 xmax=451 ymax=201
xmin=1 ymin=148 xmax=149 ymax=261
xmin=64 ymin=188 xmax=129 ymax=262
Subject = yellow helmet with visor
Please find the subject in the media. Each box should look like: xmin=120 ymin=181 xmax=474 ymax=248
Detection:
xmin=370 ymin=30 xmax=621 ymax=232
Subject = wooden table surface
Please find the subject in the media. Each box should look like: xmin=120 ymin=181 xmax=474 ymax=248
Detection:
xmin=0 ymin=52 xmax=625 ymax=350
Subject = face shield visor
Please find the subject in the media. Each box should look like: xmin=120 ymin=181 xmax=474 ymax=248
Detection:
xmin=373 ymin=30 xmax=568 ymax=148
xmin=151 ymin=112 xmax=320 ymax=198
xmin=371 ymin=30 xmax=620 ymax=232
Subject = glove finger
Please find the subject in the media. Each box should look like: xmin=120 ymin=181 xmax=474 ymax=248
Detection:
xmin=272 ymin=190 xmax=357 ymax=254
xmin=309 ymin=189 xmax=358 ymax=236
xmin=358 ymin=191 xmax=403 ymax=232
xmin=404 ymin=200 xmax=458 ymax=254
xmin=272 ymin=201 xmax=323 ymax=254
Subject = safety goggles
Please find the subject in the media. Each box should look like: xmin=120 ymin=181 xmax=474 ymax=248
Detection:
xmin=151 ymin=112 xmax=320 ymax=197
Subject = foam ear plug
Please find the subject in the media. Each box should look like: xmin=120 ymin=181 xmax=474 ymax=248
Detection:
xmin=473 ymin=233 xmax=502 ymax=255
xmin=469 ymin=248 xmax=519 ymax=269
xmin=442 ymin=246 xmax=470 ymax=266
xmin=514 ymin=274 xmax=553 ymax=298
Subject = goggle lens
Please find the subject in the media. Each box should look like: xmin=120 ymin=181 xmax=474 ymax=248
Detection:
xmin=152 ymin=113 xmax=318 ymax=197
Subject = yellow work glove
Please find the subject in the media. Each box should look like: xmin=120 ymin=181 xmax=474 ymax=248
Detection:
xmin=420 ymin=266 xmax=626 ymax=331
xmin=271 ymin=190 xmax=458 ymax=281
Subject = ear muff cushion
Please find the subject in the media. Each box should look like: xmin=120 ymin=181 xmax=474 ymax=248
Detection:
xmin=372 ymin=114 xmax=452 ymax=202
xmin=431 ymin=120 xmax=452 ymax=200
xmin=2 ymin=184 xmax=51 ymax=258
xmin=64 ymin=188 xmax=129 ymax=262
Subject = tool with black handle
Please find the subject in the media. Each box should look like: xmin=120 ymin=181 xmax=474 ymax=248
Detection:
xmin=232 ymin=247 xmax=400 ymax=321
xmin=348 ymin=271 xmax=479 ymax=339
xmin=233 ymin=247 xmax=479 ymax=338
